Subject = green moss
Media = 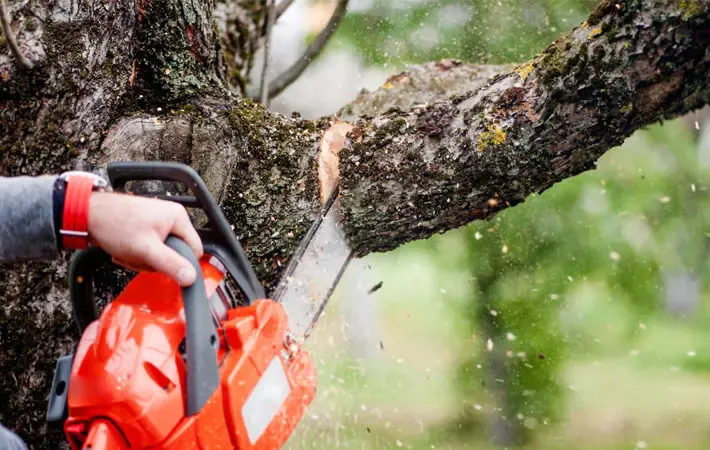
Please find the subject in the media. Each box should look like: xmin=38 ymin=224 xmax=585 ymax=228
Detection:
xmin=302 ymin=120 xmax=318 ymax=132
xmin=43 ymin=21 xmax=86 ymax=92
xmin=538 ymin=38 xmax=588 ymax=86
xmin=227 ymin=99 xmax=327 ymax=171
xmin=340 ymin=104 xmax=354 ymax=117
xmin=586 ymin=0 xmax=615 ymax=26
xmin=228 ymin=98 xmax=272 ymax=153
xmin=373 ymin=117 xmax=407 ymax=144
xmin=244 ymin=184 xmax=268 ymax=206
xmin=179 ymin=103 xmax=197 ymax=114
xmin=133 ymin=0 xmax=215 ymax=105
xmin=679 ymin=0 xmax=702 ymax=19
xmin=24 ymin=18 xmax=39 ymax=32
xmin=220 ymin=98 xmax=325 ymax=290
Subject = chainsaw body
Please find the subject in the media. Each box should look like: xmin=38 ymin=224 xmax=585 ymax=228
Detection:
xmin=46 ymin=162 xmax=317 ymax=450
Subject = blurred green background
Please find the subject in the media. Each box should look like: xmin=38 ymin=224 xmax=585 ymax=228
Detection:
xmin=283 ymin=0 xmax=710 ymax=448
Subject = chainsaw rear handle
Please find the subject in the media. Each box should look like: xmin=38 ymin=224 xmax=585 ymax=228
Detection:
xmin=68 ymin=235 xmax=220 ymax=416
xmin=106 ymin=161 xmax=266 ymax=303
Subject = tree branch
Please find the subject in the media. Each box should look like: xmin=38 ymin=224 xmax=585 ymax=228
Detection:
xmin=275 ymin=0 xmax=296 ymax=19
xmin=258 ymin=0 xmax=276 ymax=106
xmin=336 ymin=0 xmax=710 ymax=256
xmin=0 ymin=0 xmax=32 ymax=69
xmin=337 ymin=60 xmax=515 ymax=120
xmin=267 ymin=0 xmax=349 ymax=100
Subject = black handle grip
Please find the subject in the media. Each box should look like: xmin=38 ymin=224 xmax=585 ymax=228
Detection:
xmin=106 ymin=161 xmax=266 ymax=303
xmin=68 ymin=236 xmax=219 ymax=416
xmin=165 ymin=236 xmax=220 ymax=416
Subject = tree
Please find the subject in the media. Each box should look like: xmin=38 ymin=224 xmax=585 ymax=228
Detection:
xmin=1 ymin=0 xmax=709 ymax=447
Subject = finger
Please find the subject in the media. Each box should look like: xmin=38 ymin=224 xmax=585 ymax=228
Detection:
xmin=170 ymin=205 xmax=204 ymax=258
xmin=112 ymin=256 xmax=152 ymax=273
xmin=140 ymin=238 xmax=197 ymax=287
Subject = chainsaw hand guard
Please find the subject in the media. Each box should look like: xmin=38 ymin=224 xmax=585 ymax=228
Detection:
xmin=106 ymin=161 xmax=265 ymax=303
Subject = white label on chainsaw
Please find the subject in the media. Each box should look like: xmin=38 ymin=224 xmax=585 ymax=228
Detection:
xmin=242 ymin=357 xmax=291 ymax=444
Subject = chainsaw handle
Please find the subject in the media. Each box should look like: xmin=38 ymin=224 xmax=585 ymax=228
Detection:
xmin=69 ymin=235 xmax=220 ymax=416
xmin=106 ymin=161 xmax=266 ymax=303
xmin=164 ymin=236 xmax=221 ymax=416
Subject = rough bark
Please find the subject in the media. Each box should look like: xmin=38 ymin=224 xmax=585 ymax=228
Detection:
xmin=0 ymin=0 xmax=709 ymax=448
xmin=337 ymin=1 xmax=710 ymax=256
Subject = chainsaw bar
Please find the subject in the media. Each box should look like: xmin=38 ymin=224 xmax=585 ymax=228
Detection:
xmin=272 ymin=188 xmax=353 ymax=341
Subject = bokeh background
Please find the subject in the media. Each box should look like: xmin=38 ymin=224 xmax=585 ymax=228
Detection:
xmin=255 ymin=1 xmax=710 ymax=448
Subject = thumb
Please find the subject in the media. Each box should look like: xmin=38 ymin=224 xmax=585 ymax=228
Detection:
xmin=141 ymin=239 xmax=198 ymax=287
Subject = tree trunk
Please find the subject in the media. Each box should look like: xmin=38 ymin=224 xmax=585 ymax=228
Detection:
xmin=476 ymin=272 xmax=528 ymax=447
xmin=1 ymin=0 xmax=709 ymax=447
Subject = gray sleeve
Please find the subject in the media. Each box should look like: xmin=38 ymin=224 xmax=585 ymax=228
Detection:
xmin=0 ymin=424 xmax=28 ymax=450
xmin=0 ymin=175 xmax=60 ymax=262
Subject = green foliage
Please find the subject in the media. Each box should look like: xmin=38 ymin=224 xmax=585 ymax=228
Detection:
xmin=446 ymin=116 xmax=706 ymax=444
xmin=337 ymin=0 xmax=599 ymax=69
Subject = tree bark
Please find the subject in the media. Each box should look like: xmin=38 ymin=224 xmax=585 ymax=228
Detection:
xmin=0 ymin=0 xmax=709 ymax=447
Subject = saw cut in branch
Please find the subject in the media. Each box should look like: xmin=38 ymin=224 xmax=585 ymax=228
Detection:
xmin=268 ymin=0 xmax=349 ymax=100
xmin=0 ymin=0 xmax=32 ymax=69
xmin=318 ymin=121 xmax=354 ymax=204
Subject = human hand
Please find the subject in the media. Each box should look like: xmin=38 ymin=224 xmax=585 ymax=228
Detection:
xmin=86 ymin=192 xmax=203 ymax=286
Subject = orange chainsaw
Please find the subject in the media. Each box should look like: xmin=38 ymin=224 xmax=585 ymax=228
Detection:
xmin=45 ymin=161 xmax=353 ymax=449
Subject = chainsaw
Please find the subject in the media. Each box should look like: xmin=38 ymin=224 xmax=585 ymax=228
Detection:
xmin=45 ymin=161 xmax=353 ymax=449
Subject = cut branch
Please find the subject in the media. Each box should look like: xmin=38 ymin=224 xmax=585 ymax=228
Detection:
xmin=0 ymin=0 xmax=32 ymax=69
xmin=267 ymin=0 xmax=349 ymax=100
xmin=336 ymin=1 xmax=710 ymax=256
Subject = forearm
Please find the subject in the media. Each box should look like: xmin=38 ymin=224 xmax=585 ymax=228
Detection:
xmin=0 ymin=176 xmax=60 ymax=262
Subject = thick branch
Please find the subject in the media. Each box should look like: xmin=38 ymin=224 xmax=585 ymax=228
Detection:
xmin=337 ymin=0 xmax=710 ymax=256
